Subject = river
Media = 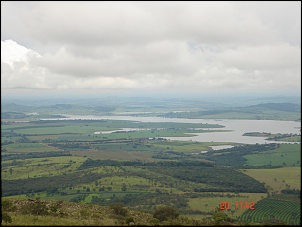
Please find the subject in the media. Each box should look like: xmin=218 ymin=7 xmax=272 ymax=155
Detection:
xmin=42 ymin=114 xmax=301 ymax=145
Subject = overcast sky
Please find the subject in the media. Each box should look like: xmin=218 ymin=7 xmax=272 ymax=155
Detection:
xmin=1 ymin=1 xmax=301 ymax=99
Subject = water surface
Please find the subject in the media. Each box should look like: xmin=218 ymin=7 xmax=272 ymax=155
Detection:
xmin=43 ymin=114 xmax=301 ymax=144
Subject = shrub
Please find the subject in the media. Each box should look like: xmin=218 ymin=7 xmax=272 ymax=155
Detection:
xmin=20 ymin=199 xmax=49 ymax=215
xmin=125 ymin=216 xmax=134 ymax=225
xmin=1 ymin=199 xmax=15 ymax=212
xmin=2 ymin=211 xmax=12 ymax=224
xmin=153 ymin=205 xmax=179 ymax=221
xmin=110 ymin=202 xmax=128 ymax=216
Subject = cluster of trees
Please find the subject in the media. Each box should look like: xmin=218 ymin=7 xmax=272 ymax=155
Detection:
xmin=1 ymin=111 xmax=27 ymax=119
xmin=267 ymin=133 xmax=300 ymax=141
xmin=1 ymin=151 xmax=71 ymax=161
xmin=281 ymin=188 xmax=300 ymax=195
xmin=146 ymin=165 xmax=267 ymax=193
xmin=243 ymin=132 xmax=271 ymax=137
xmin=79 ymin=158 xmax=213 ymax=169
xmin=1 ymin=171 xmax=108 ymax=196
xmin=91 ymin=192 xmax=189 ymax=212
xmin=163 ymin=110 xmax=229 ymax=118
xmin=49 ymin=142 xmax=91 ymax=150
xmin=1 ymin=140 xmax=14 ymax=146
xmin=205 ymin=143 xmax=280 ymax=166
xmin=70 ymin=194 xmax=87 ymax=203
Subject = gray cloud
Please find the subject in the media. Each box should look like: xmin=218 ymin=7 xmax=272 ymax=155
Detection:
xmin=1 ymin=1 xmax=301 ymax=96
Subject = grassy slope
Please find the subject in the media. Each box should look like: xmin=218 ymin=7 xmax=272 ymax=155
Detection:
xmin=241 ymin=167 xmax=301 ymax=193
xmin=244 ymin=144 xmax=301 ymax=167
xmin=2 ymin=198 xmax=212 ymax=226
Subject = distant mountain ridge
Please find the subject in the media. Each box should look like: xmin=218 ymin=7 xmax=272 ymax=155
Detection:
xmin=1 ymin=103 xmax=32 ymax=112
xmin=1 ymin=101 xmax=300 ymax=121
xmin=249 ymin=103 xmax=300 ymax=113
xmin=162 ymin=102 xmax=301 ymax=120
xmin=50 ymin=104 xmax=73 ymax=109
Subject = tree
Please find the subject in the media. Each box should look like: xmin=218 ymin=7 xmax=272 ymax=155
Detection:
xmin=212 ymin=207 xmax=233 ymax=226
xmin=153 ymin=205 xmax=179 ymax=221
xmin=122 ymin=183 xmax=127 ymax=191
xmin=204 ymin=203 xmax=209 ymax=210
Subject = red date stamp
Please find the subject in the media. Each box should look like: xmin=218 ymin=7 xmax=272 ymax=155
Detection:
xmin=220 ymin=201 xmax=255 ymax=210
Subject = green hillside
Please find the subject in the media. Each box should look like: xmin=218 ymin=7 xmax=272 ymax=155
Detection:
xmin=2 ymin=197 xmax=298 ymax=226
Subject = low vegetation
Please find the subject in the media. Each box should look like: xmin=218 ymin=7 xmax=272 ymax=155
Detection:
xmin=3 ymin=197 xmax=298 ymax=226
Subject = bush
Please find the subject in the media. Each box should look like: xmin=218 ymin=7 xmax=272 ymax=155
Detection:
xmin=153 ymin=205 xmax=179 ymax=221
xmin=1 ymin=199 xmax=15 ymax=212
xmin=212 ymin=208 xmax=234 ymax=226
xmin=149 ymin=218 xmax=160 ymax=225
xmin=20 ymin=199 xmax=49 ymax=215
xmin=110 ymin=202 xmax=128 ymax=216
xmin=125 ymin=216 xmax=134 ymax=225
xmin=2 ymin=211 xmax=12 ymax=224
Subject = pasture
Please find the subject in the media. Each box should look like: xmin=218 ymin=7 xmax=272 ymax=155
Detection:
xmin=244 ymin=143 xmax=300 ymax=167
xmin=187 ymin=192 xmax=267 ymax=219
xmin=2 ymin=142 xmax=56 ymax=153
xmin=1 ymin=156 xmax=86 ymax=180
xmin=241 ymin=167 xmax=300 ymax=193
xmin=71 ymin=150 xmax=154 ymax=161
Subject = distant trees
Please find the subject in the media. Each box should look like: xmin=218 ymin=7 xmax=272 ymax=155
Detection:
xmin=46 ymin=187 xmax=59 ymax=196
xmin=2 ymin=171 xmax=104 ymax=196
xmin=281 ymin=188 xmax=300 ymax=195
xmin=206 ymin=143 xmax=279 ymax=167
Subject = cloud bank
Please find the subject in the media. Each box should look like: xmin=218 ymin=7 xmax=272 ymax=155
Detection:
xmin=1 ymin=1 xmax=301 ymax=96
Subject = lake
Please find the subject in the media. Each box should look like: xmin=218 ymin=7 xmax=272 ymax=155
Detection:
xmin=43 ymin=114 xmax=301 ymax=144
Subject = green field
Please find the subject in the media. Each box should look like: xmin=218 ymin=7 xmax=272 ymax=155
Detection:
xmin=244 ymin=144 xmax=301 ymax=167
xmin=2 ymin=156 xmax=86 ymax=180
xmin=238 ymin=197 xmax=300 ymax=225
xmin=187 ymin=192 xmax=267 ymax=219
xmin=241 ymin=167 xmax=301 ymax=193
xmin=2 ymin=142 xmax=56 ymax=153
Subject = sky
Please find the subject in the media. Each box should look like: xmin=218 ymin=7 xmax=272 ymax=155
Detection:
xmin=1 ymin=1 xmax=301 ymax=99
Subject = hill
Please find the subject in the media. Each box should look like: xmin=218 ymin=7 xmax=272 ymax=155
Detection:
xmin=249 ymin=103 xmax=300 ymax=113
xmin=0 ymin=198 xmax=220 ymax=226
xmin=1 ymin=198 xmax=290 ymax=226
xmin=162 ymin=102 xmax=301 ymax=120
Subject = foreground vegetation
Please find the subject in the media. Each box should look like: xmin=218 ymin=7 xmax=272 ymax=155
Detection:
xmin=2 ymin=197 xmax=299 ymax=226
